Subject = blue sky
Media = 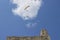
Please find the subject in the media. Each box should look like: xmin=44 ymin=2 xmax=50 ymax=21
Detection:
xmin=0 ymin=0 xmax=60 ymax=40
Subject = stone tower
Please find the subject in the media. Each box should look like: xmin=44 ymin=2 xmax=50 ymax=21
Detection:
xmin=7 ymin=29 xmax=50 ymax=40
xmin=40 ymin=29 xmax=50 ymax=40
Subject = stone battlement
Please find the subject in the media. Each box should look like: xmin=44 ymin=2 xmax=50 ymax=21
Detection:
xmin=7 ymin=29 xmax=50 ymax=40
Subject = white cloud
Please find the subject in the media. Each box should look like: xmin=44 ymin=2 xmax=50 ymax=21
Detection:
xmin=26 ymin=22 xmax=37 ymax=28
xmin=11 ymin=0 xmax=42 ymax=20
xmin=26 ymin=23 xmax=31 ymax=28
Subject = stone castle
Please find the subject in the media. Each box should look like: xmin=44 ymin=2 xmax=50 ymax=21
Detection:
xmin=7 ymin=29 xmax=50 ymax=40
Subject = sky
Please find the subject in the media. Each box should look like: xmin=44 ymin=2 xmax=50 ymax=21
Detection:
xmin=0 ymin=0 xmax=60 ymax=40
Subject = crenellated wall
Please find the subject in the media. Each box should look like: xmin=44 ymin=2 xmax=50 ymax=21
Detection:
xmin=7 ymin=29 xmax=50 ymax=40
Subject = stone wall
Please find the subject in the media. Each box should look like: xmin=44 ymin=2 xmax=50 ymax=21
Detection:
xmin=7 ymin=29 xmax=50 ymax=40
xmin=7 ymin=36 xmax=41 ymax=40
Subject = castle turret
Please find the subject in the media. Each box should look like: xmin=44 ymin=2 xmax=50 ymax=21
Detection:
xmin=40 ymin=29 xmax=51 ymax=40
